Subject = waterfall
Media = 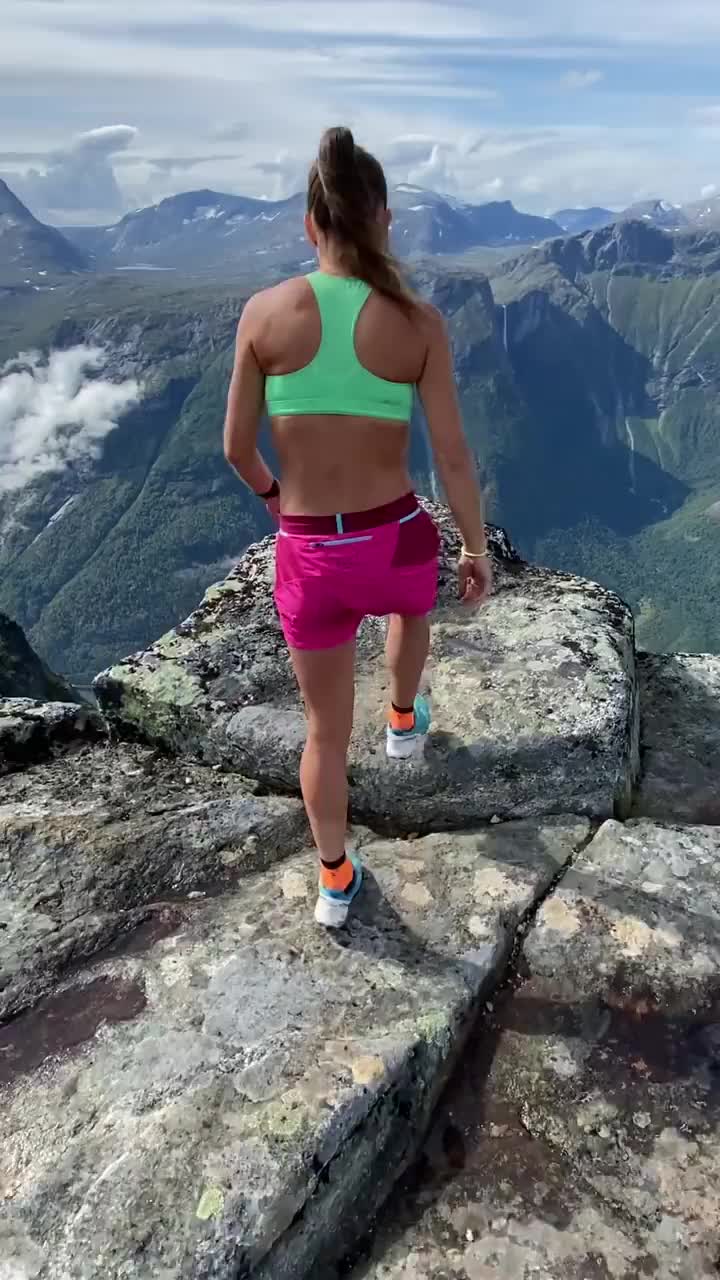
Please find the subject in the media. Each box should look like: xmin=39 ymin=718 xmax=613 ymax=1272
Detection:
xmin=624 ymin=417 xmax=637 ymax=494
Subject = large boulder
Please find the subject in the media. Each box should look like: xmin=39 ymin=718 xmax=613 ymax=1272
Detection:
xmin=1 ymin=740 xmax=306 ymax=1020
xmin=95 ymin=511 xmax=639 ymax=830
xmin=0 ymin=816 xmax=586 ymax=1280
xmin=0 ymin=612 xmax=82 ymax=702
xmin=634 ymin=652 xmax=720 ymax=824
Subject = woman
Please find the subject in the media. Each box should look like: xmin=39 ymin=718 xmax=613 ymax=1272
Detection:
xmin=224 ymin=126 xmax=492 ymax=929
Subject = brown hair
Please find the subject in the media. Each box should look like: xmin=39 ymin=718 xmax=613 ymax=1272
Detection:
xmin=308 ymin=126 xmax=416 ymax=314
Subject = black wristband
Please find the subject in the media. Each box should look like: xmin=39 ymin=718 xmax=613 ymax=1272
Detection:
xmin=256 ymin=478 xmax=280 ymax=501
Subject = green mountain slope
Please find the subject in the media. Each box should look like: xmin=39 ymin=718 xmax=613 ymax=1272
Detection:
xmin=0 ymin=269 xmax=530 ymax=680
xmin=489 ymin=221 xmax=720 ymax=651
xmin=0 ymin=278 xmax=248 ymax=677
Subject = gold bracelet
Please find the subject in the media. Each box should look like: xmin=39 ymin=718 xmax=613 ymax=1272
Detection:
xmin=461 ymin=547 xmax=490 ymax=559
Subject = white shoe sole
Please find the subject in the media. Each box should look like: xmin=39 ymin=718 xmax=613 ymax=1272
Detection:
xmin=386 ymin=730 xmax=427 ymax=761
xmin=314 ymin=896 xmax=350 ymax=928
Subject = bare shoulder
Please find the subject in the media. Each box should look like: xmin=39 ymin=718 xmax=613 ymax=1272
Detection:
xmin=254 ymin=276 xmax=311 ymax=309
xmin=239 ymin=276 xmax=312 ymax=333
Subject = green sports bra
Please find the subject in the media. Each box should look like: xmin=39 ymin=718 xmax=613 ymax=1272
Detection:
xmin=265 ymin=271 xmax=414 ymax=422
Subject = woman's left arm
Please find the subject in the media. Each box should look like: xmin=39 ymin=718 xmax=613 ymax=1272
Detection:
xmin=223 ymin=296 xmax=278 ymax=506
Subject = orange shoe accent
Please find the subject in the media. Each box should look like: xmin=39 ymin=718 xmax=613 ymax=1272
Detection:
xmin=389 ymin=709 xmax=415 ymax=733
xmin=320 ymin=857 xmax=354 ymax=893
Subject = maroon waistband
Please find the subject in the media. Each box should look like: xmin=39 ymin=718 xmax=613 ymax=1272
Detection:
xmin=279 ymin=492 xmax=418 ymax=536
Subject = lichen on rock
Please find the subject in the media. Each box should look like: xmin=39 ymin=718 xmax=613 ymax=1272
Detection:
xmin=0 ymin=817 xmax=584 ymax=1280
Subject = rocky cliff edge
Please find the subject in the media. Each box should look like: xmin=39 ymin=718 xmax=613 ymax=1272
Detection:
xmin=1 ymin=513 xmax=719 ymax=1279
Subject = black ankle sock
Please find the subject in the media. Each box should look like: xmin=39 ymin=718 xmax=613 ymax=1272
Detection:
xmin=392 ymin=701 xmax=415 ymax=716
xmin=321 ymin=853 xmax=347 ymax=870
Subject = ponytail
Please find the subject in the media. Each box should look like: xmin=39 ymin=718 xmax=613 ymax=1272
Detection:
xmin=308 ymin=126 xmax=417 ymax=315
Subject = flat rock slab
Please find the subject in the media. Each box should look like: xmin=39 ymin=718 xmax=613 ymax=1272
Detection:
xmin=95 ymin=511 xmax=638 ymax=830
xmin=0 ymin=697 xmax=105 ymax=773
xmin=528 ymin=818 xmax=720 ymax=1011
xmin=0 ymin=741 xmax=306 ymax=1020
xmin=634 ymin=652 xmax=720 ymax=824
xmin=506 ymin=818 xmax=720 ymax=1276
xmin=0 ymin=817 xmax=586 ymax=1280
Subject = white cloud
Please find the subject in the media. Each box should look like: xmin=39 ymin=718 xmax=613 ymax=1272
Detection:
xmin=7 ymin=124 xmax=139 ymax=223
xmin=72 ymin=125 xmax=138 ymax=154
xmin=694 ymin=104 xmax=720 ymax=124
xmin=10 ymin=0 xmax=720 ymax=46
xmin=6 ymin=1 xmax=527 ymax=44
xmin=701 ymin=183 xmax=718 ymax=198
xmin=408 ymin=144 xmax=458 ymax=193
xmin=560 ymin=69 xmax=605 ymax=90
xmin=3 ymin=1 xmax=720 ymax=217
xmin=4 ymin=114 xmax=713 ymax=222
xmin=383 ymin=135 xmax=443 ymax=167
xmin=0 ymin=348 xmax=141 ymax=494
xmin=517 ymin=174 xmax=543 ymax=194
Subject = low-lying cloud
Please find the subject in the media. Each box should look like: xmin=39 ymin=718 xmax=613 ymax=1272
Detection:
xmin=0 ymin=346 xmax=141 ymax=495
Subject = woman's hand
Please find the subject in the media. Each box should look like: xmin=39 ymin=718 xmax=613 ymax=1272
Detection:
xmin=458 ymin=553 xmax=493 ymax=606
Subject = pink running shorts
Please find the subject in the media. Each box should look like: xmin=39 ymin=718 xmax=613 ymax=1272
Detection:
xmin=274 ymin=498 xmax=440 ymax=651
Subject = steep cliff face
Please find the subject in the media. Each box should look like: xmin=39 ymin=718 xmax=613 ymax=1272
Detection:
xmin=0 ymin=612 xmax=102 ymax=772
xmin=0 ymin=279 xmax=250 ymax=680
xmin=0 ymin=611 xmax=81 ymax=703
xmin=489 ymin=223 xmax=720 ymax=652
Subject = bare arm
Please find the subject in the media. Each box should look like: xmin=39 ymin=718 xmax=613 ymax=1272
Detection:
xmin=418 ymin=306 xmax=487 ymax=550
xmin=223 ymin=296 xmax=276 ymax=499
xmin=417 ymin=306 xmax=492 ymax=603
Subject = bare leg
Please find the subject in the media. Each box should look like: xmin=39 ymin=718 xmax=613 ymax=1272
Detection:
xmin=385 ymin=613 xmax=430 ymax=709
xmin=289 ymin=640 xmax=356 ymax=862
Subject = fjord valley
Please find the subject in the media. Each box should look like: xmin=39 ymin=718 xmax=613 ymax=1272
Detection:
xmin=2 ymin=178 xmax=720 ymax=680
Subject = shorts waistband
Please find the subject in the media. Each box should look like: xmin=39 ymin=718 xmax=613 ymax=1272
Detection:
xmin=279 ymin=492 xmax=418 ymax=536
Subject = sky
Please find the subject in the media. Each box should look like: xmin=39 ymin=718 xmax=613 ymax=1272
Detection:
xmin=3 ymin=0 xmax=720 ymax=225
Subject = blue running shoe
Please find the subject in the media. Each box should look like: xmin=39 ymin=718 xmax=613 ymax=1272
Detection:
xmin=386 ymin=694 xmax=431 ymax=761
xmin=314 ymin=851 xmax=363 ymax=929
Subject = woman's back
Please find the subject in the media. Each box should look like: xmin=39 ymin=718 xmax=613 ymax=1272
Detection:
xmin=223 ymin=123 xmax=491 ymax=931
xmin=249 ymin=271 xmax=430 ymax=515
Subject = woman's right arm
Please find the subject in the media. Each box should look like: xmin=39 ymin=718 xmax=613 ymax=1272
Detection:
xmin=417 ymin=305 xmax=493 ymax=604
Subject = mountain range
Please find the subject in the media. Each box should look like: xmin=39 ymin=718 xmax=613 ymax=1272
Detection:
xmin=4 ymin=174 xmax=720 ymax=283
xmin=61 ymin=184 xmax=564 ymax=274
